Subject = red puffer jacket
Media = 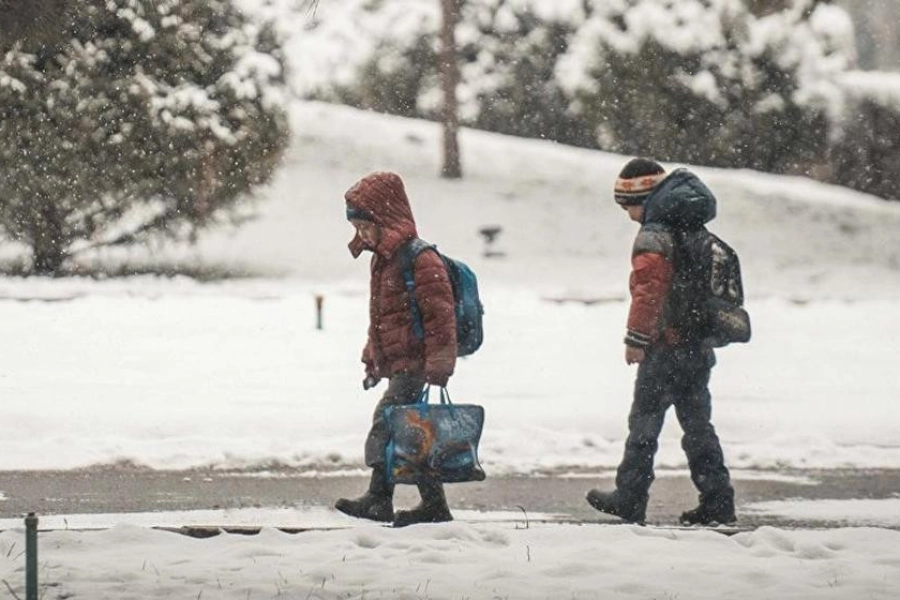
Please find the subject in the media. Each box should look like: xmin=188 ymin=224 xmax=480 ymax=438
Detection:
xmin=626 ymin=250 xmax=673 ymax=348
xmin=346 ymin=172 xmax=456 ymax=385
xmin=624 ymin=169 xmax=718 ymax=349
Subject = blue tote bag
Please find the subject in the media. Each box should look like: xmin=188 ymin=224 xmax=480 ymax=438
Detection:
xmin=383 ymin=386 xmax=486 ymax=485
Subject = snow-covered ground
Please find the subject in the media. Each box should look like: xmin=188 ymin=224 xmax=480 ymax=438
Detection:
xmin=2 ymin=517 xmax=900 ymax=600
xmin=0 ymin=99 xmax=898 ymax=598
xmin=2 ymin=101 xmax=898 ymax=476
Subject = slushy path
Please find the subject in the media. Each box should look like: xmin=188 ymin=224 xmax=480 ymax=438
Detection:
xmin=0 ymin=466 xmax=897 ymax=529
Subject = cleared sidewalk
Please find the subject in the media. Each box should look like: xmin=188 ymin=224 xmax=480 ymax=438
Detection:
xmin=0 ymin=466 xmax=897 ymax=530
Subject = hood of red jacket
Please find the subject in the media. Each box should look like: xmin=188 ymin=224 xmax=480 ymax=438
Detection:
xmin=345 ymin=171 xmax=418 ymax=258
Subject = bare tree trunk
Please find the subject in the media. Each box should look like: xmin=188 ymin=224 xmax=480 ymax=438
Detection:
xmin=439 ymin=0 xmax=462 ymax=179
xmin=30 ymin=200 xmax=67 ymax=275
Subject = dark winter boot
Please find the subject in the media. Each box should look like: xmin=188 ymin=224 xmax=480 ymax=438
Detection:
xmin=586 ymin=489 xmax=647 ymax=524
xmin=334 ymin=467 xmax=394 ymax=523
xmin=679 ymin=496 xmax=736 ymax=526
xmin=393 ymin=480 xmax=454 ymax=528
xmin=679 ymin=504 xmax=737 ymax=526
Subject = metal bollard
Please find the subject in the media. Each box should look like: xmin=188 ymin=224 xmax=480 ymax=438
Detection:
xmin=25 ymin=512 xmax=37 ymax=600
xmin=315 ymin=295 xmax=324 ymax=330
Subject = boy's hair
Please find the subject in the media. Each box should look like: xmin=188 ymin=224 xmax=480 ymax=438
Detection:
xmin=614 ymin=158 xmax=666 ymax=206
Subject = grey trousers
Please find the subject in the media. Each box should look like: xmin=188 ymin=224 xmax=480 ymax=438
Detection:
xmin=364 ymin=371 xmax=427 ymax=467
xmin=616 ymin=344 xmax=734 ymax=510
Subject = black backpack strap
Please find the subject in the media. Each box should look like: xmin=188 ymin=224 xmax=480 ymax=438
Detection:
xmin=667 ymin=225 xmax=706 ymax=340
xmin=398 ymin=238 xmax=436 ymax=340
xmin=670 ymin=225 xmax=708 ymax=268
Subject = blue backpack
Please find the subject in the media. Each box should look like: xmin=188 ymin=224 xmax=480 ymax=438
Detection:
xmin=399 ymin=238 xmax=484 ymax=356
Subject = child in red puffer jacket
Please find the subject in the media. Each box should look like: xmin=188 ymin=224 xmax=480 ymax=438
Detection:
xmin=335 ymin=171 xmax=457 ymax=528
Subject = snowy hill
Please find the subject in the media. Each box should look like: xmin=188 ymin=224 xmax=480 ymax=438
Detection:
xmin=214 ymin=0 xmax=900 ymax=302
xmin=194 ymin=100 xmax=900 ymax=302
xmin=1 ymin=99 xmax=898 ymax=474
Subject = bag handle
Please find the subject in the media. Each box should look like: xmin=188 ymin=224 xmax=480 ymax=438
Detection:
xmin=418 ymin=385 xmax=452 ymax=405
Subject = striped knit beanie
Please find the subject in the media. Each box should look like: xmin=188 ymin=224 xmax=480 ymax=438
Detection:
xmin=614 ymin=158 xmax=666 ymax=206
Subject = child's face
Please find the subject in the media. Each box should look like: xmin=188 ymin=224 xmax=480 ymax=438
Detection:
xmin=623 ymin=204 xmax=644 ymax=223
xmin=351 ymin=219 xmax=381 ymax=248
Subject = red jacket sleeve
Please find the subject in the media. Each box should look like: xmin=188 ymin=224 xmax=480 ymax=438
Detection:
xmin=361 ymin=340 xmax=377 ymax=378
xmin=626 ymin=251 xmax=673 ymax=348
xmin=413 ymin=250 xmax=457 ymax=385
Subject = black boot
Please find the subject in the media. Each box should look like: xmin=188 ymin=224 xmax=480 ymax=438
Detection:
xmin=393 ymin=480 xmax=454 ymax=528
xmin=586 ymin=489 xmax=647 ymax=524
xmin=679 ymin=497 xmax=736 ymax=526
xmin=335 ymin=467 xmax=394 ymax=523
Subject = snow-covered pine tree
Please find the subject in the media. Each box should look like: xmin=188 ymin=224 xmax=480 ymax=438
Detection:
xmin=298 ymin=0 xmax=853 ymax=177
xmin=321 ymin=0 xmax=593 ymax=147
xmin=559 ymin=0 xmax=849 ymax=174
xmin=0 ymin=0 xmax=72 ymax=52
xmin=728 ymin=0 xmax=852 ymax=174
xmin=324 ymin=0 xmax=438 ymax=117
xmin=464 ymin=0 xmax=594 ymax=147
xmin=0 ymin=0 xmax=290 ymax=274
xmin=830 ymin=71 xmax=900 ymax=202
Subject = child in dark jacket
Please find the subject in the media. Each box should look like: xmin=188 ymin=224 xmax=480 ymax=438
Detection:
xmin=335 ymin=171 xmax=458 ymax=528
xmin=586 ymin=158 xmax=737 ymax=526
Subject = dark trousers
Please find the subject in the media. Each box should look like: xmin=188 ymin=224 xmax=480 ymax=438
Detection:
xmin=364 ymin=371 xmax=427 ymax=467
xmin=616 ymin=344 xmax=734 ymax=509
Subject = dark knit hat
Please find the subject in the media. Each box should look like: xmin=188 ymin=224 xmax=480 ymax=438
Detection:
xmin=614 ymin=158 xmax=666 ymax=206
xmin=346 ymin=203 xmax=375 ymax=222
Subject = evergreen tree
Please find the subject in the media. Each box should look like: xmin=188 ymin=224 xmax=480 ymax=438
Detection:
xmin=327 ymin=0 xmax=593 ymax=147
xmin=0 ymin=0 xmax=73 ymax=52
xmin=560 ymin=0 xmax=846 ymax=174
xmin=466 ymin=1 xmax=594 ymax=147
xmin=830 ymin=73 xmax=900 ymax=202
xmin=0 ymin=0 xmax=290 ymax=274
xmin=305 ymin=0 xmax=850 ymax=175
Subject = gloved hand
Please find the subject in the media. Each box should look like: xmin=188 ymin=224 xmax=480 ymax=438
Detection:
xmin=363 ymin=375 xmax=380 ymax=390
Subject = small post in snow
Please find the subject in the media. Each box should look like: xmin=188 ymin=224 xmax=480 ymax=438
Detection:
xmin=25 ymin=512 xmax=38 ymax=600
xmin=479 ymin=225 xmax=505 ymax=258
xmin=315 ymin=295 xmax=324 ymax=330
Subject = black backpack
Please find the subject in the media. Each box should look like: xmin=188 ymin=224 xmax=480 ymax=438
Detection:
xmin=670 ymin=227 xmax=751 ymax=347
xmin=399 ymin=238 xmax=484 ymax=357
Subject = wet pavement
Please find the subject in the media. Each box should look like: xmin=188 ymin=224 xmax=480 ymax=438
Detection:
xmin=0 ymin=466 xmax=897 ymax=530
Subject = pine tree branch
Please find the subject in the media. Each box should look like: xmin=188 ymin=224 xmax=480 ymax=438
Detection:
xmin=0 ymin=0 xmax=73 ymax=50
xmin=68 ymin=208 xmax=183 ymax=256
xmin=301 ymin=0 xmax=321 ymax=17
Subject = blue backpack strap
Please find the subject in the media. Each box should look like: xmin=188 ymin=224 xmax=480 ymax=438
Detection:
xmin=398 ymin=238 xmax=436 ymax=340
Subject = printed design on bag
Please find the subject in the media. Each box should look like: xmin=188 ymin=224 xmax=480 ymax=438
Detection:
xmin=392 ymin=410 xmax=437 ymax=479
xmin=386 ymin=404 xmax=485 ymax=484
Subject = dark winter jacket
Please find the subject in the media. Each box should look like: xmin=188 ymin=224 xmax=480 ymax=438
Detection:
xmin=625 ymin=169 xmax=717 ymax=348
xmin=346 ymin=172 xmax=457 ymax=385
